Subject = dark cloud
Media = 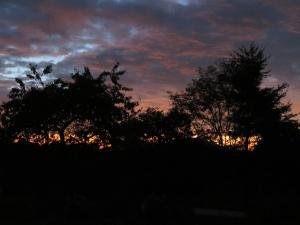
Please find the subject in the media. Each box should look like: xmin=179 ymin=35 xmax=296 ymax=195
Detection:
xmin=0 ymin=0 xmax=299 ymax=117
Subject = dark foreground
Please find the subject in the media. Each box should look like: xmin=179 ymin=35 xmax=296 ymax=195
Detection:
xmin=0 ymin=141 xmax=299 ymax=225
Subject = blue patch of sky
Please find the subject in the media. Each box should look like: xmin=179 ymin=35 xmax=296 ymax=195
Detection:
xmin=2 ymin=55 xmax=67 ymax=80
xmin=129 ymin=26 xmax=139 ymax=37
xmin=19 ymin=55 xmax=66 ymax=64
xmin=75 ymin=43 xmax=98 ymax=54
xmin=175 ymin=0 xmax=190 ymax=6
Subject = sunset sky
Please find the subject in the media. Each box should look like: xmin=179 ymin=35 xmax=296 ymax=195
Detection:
xmin=0 ymin=0 xmax=299 ymax=118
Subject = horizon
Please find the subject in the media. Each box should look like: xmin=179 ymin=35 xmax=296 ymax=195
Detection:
xmin=0 ymin=0 xmax=300 ymax=120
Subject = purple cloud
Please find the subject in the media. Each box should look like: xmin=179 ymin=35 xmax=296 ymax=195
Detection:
xmin=0 ymin=0 xmax=299 ymax=118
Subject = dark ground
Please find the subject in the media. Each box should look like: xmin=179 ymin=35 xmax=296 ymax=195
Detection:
xmin=0 ymin=141 xmax=299 ymax=225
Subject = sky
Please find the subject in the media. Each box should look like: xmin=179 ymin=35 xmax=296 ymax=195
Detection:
xmin=0 ymin=0 xmax=299 ymax=118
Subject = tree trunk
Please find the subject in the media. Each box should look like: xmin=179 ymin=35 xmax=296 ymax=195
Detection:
xmin=244 ymin=135 xmax=249 ymax=151
xmin=59 ymin=130 xmax=65 ymax=144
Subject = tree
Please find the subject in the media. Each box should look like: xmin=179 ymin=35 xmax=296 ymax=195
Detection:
xmin=170 ymin=65 xmax=235 ymax=147
xmin=0 ymin=63 xmax=138 ymax=146
xmin=221 ymin=44 xmax=298 ymax=150
xmin=0 ymin=65 xmax=58 ymax=143
xmin=171 ymin=44 xmax=299 ymax=150
xmin=110 ymin=107 xmax=191 ymax=147
xmin=135 ymin=107 xmax=191 ymax=144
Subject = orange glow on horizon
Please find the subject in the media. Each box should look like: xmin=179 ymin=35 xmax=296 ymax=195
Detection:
xmin=13 ymin=131 xmax=112 ymax=149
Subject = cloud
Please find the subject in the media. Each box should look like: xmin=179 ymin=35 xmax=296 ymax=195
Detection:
xmin=0 ymin=0 xmax=300 ymax=117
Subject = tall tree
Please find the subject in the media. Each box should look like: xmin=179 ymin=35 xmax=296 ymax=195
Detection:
xmin=221 ymin=44 xmax=298 ymax=150
xmin=171 ymin=44 xmax=299 ymax=150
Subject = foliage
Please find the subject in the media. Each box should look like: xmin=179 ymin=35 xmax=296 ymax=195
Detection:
xmin=170 ymin=65 xmax=234 ymax=146
xmin=171 ymin=44 xmax=299 ymax=150
xmin=0 ymin=44 xmax=299 ymax=150
xmin=0 ymin=63 xmax=138 ymax=146
xmin=136 ymin=107 xmax=191 ymax=143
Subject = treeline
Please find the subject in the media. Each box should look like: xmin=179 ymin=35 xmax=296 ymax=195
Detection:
xmin=0 ymin=44 xmax=299 ymax=150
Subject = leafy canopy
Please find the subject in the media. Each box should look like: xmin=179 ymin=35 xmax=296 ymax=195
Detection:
xmin=171 ymin=44 xmax=299 ymax=150
xmin=0 ymin=63 xmax=137 ymax=146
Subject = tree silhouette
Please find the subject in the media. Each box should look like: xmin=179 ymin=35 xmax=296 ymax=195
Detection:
xmin=0 ymin=67 xmax=56 ymax=143
xmin=171 ymin=44 xmax=299 ymax=150
xmin=108 ymin=107 xmax=191 ymax=147
xmin=221 ymin=44 xmax=298 ymax=150
xmin=0 ymin=45 xmax=298 ymax=150
xmin=170 ymin=65 xmax=234 ymax=146
xmin=0 ymin=63 xmax=137 ymax=146
xmin=135 ymin=107 xmax=191 ymax=144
